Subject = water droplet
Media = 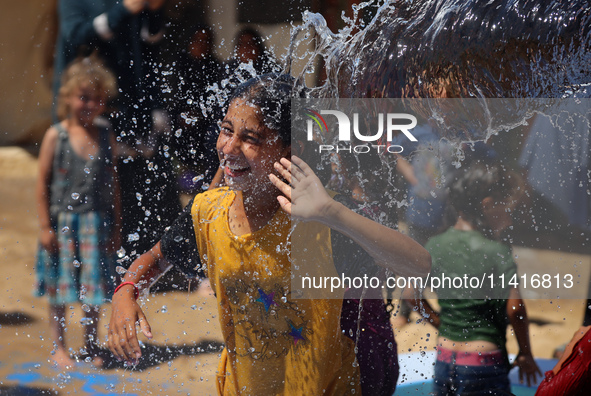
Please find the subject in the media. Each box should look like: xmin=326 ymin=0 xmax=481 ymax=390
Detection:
xmin=191 ymin=305 xmax=198 ymax=310
xmin=161 ymin=305 xmax=168 ymax=313
xmin=145 ymin=179 xmax=151 ymax=184
xmin=81 ymin=304 xmax=90 ymax=312
xmin=136 ymin=193 xmax=143 ymax=201
xmin=67 ymin=205 xmax=73 ymax=211
xmin=116 ymin=266 xmax=127 ymax=275
xmin=192 ymin=175 xmax=204 ymax=183
xmin=84 ymin=167 xmax=90 ymax=174
xmin=71 ymin=192 xmax=80 ymax=200
xmin=117 ymin=248 xmax=126 ymax=259
xmin=73 ymin=259 xmax=80 ymax=268
xmin=128 ymin=233 xmax=140 ymax=242
xmin=175 ymin=129 xmax=182 ymax=137
xmin=61 ymin=226 xmax=70 ymax=233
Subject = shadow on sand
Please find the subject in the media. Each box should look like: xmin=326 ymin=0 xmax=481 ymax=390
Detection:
xmin=0 ymin=311 xmax=36 ymax=326
xmin=80 ymin=339 xmax=224 ymax=371
xmin=0 ymin=385 xmax=57 ymax=395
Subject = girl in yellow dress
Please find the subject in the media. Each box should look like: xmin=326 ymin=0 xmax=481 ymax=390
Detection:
xmin=107 ymin=74 xmax=431 ymax=395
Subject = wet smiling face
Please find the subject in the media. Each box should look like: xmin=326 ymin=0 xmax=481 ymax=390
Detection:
xmin=216 ymin=98 xmax=291 ymax=195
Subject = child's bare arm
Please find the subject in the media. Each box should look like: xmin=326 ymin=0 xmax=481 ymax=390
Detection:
xmin=270 ymin=156 xmax=431 ymax=278
xmin=108 ymin=242 xmax=166 ymax=364
xmin=36 ymin=126 xmax=59 ymax=254
xmin=507 ymin=287 xmax=541 ymax=386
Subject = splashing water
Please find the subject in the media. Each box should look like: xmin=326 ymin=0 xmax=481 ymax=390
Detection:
xmin=289 ymin=0 xmax=591 ymax=141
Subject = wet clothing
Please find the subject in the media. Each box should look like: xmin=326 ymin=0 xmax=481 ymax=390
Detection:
xmin=535 ymin=327 xmax=591 ymax=396
xmin=426 ymin=228 xmax=518 ymax=394
xmin=36 ymin=124 xmax=116 ymax=305
xmin=160 ymin=188 xmax=361 ymax=395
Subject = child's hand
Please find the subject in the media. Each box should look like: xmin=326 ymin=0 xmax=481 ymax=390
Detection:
xmin=269 ymin=156 xmax=333 ymax=222
xmin=40 ymin=227 xmax=58 ymax=255
xmin=514 ymin=352 xmax=542 ymax=387
xmin=108 ymin=287 xmax=153 ymax=365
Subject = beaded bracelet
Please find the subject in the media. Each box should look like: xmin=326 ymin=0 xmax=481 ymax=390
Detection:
xmin=114 ymin=281 xmax=139 ymax=300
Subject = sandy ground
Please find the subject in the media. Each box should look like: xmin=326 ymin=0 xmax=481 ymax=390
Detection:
xmin=1 ymin=146 xmax=589 ymax=395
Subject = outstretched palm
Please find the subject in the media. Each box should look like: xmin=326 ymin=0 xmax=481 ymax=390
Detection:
xmin=269 ymin=156 xmax=332 ymax=222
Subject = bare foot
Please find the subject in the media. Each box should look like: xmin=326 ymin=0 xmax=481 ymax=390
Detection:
xmin=51 ymin=348 xmax=75 ymax=370
xmin=91 ymin=355 xmax=104 ymax=368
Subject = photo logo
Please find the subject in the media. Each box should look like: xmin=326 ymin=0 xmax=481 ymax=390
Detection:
xmin=305 ymin=109 xmax=418 ymax=154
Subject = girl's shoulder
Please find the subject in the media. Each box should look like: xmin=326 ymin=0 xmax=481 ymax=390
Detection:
xmin=191 ymin=187 xmax=235 ymax=215
xmin=40 ymin=123 xmax=67 ymax=150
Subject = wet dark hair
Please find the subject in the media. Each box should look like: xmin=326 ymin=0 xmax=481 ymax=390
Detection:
xmin=229 ymin=73 xmax=306 ymax=146
xmin=447 ymin=163 xmax=522 ymax=237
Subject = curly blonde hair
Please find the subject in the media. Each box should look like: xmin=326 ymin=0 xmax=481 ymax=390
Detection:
xmin=56 ymin=55 xmax=117 ymax=120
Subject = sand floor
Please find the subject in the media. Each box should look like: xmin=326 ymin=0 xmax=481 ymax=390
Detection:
xmin=1 ymin=146 xmax=589 ymax=395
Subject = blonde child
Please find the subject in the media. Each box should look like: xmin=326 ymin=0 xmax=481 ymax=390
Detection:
xmin=36 ymin=56 xmax=120 ymax=369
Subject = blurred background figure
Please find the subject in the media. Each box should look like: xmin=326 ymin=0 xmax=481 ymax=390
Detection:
xmin=169 ymin=24 xmax=223 ymax=197
xmin=225 ymin=27 xmax=281 ymax=83
xmin=392 ymin=124 xmax=454 ymax=246
xmin=414 ymin=164 xmax=541 ymax=395
xmin=53 ymin=0 xmax=181 ymax=261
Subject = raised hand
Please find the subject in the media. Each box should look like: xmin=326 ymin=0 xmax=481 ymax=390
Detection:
xmin=269 ymin=156 xmax=332 ymax=221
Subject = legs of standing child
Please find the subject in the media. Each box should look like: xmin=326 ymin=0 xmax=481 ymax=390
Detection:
xmin=49 ymin=304 xmax=75 ymax=369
